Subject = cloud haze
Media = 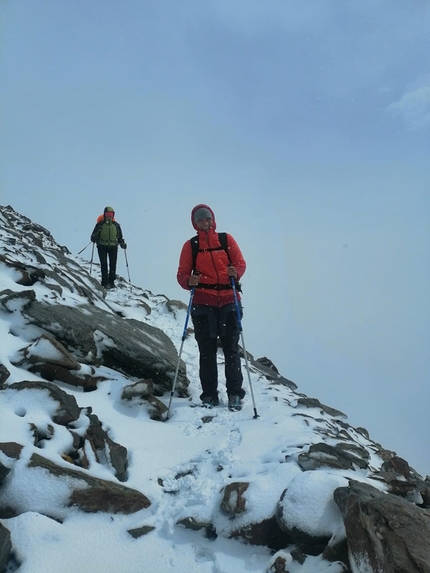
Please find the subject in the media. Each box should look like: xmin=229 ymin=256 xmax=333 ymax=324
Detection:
xmin=1 ymin=0 xmax=429 ymax=475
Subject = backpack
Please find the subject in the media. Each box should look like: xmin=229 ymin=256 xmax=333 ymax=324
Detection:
xmin=190 ymin=232 xmax=242 ymax=291
xmin=99 ymin=218 xmax=118 ymax=245
xmin=190 ymin=232 xmax=228 ymax=270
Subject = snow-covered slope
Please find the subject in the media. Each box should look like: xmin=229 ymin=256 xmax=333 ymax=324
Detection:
xmin=0 ymin=205 xmax=428 ymax=573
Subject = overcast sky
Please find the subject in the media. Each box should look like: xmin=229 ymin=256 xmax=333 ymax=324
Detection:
xmin=1 ymin=0 xmax=429 ymax=476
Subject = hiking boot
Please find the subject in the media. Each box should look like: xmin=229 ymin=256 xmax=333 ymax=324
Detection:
xmin=228 ymin=395 xmax=242 ymax=411
xmin=201 ymin=395 xmax=219 ymax=408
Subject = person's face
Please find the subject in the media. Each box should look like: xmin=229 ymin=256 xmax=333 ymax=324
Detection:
xmin=105 ymin=211 xmax=114 ymax=219
xmin=196 ymin=217 xmax=213 ymax=230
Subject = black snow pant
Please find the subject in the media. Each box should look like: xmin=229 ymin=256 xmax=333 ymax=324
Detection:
xmin=191 ymin=303 xmax=245 ymax=401
xmin=97 ymin=245 xmax=118 ymax=287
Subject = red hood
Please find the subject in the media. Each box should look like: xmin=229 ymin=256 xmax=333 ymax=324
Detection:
xmin=191 ymin=204 xmax=216 ymax=232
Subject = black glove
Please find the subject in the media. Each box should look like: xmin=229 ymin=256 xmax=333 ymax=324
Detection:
xmin=120 ymin=241 xmax=127 ymax=249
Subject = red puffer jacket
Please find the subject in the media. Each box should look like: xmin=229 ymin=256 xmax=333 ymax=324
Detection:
xmin=177 ymin=204 xmax=246 ymax=307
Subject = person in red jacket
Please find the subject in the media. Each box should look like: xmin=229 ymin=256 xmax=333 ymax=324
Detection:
xmin=177 ymin=204 xmax=246 ymax=410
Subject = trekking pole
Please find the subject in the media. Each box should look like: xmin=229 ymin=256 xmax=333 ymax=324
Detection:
xmin=123 ymin=248 xmax=132 ymax=291
xmin=77 ymin=242 xmax=91 ymax=255
xmin=89 ymin=243 xmax=95 ymax=276
xmin=230 ymin=277 xmax=259 ymax=419
xmin=165 ymin=287 xmax=195 ymax=421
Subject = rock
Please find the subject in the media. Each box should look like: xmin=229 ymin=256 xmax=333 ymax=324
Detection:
xmin=21 ymin=300 xmax=188 ymax=395
xmin=176 ymin=517 xmax=216 ymax=539
xmin=334 ymin=479 xmax=430 ymax=573
xmin=298 ymin=442 xmax=368 ymax=471
xmin=28 ymin=453 xmax=151 ymax=515
xmin=127 ymin=525 xmax=156 ymax=539
xmin=0 ymin=523 xmax=11 ymax=573
xmin=256 ymin=356 xmax=279 ymax=373
xmin=250 ymin=358 xmax=298 ymax=390
xmin=0 ymin=446 xmax=148 ymax=519
xmin=165 ymin=299 xmax=188 ymax=318
xmin=20 ymin=333 xmax=80 ymax=369
xmin=229 ymin=516 xmax=290 ymax=550
xmin=0 ymin=288 xmax=36 ymax=312
xmin=370 ymin=455 xmax=429 ymax=506
xmin=382 ymin=455 xmax=411 ymax=478
xmin=0 ymin=462 xmax=10 ymax=485
xmin=296 ymin=398 xmax=347 ymax=419
xmin=6 ymin=381 xmax=82 ymax=425
xmin=83 ymin=413 xmax=129 ymax=482
xmin=0 ymin=364 xmax=10 ymax=386
xmin=220 ymin=481 xmax=249 ymax=515
xmin=335 ymin=442 xmax=370 ymax=461
xmin=267 ymin=553 xmax=290 ymax=573
xmin=116 ymin=380 xmax=168 ymax=419
xmin=0 ymin=443 xmax=23 ymax=460
xmin=420 ymin=478 xmax=430 ymax=508
xmin=145 ymin=395 xmax=168 ymax=421
xmin=26 ymin=362 xmax=105 ymax=392
xmin=276 ymin=471 xmax=348 ymax=556
xmin=1 ymin=384 xmax=129 ymax=482
xmin=11 ymin=336 xmax=108 ymax=391
xmin=267 ymin=549 xmax=333 ymax=573
xmin=121 ymin=379 xmax=154 ymax=399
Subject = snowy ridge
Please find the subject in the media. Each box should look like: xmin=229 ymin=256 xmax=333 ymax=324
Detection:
xmin=0 ymin=205 xmax=427 ymax=573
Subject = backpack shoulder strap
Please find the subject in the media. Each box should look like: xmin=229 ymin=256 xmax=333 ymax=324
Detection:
xmin=190 ymin=236 xmax=199 ymax=271
xmin=218 ymin=232 xmax=228 ymax=258
xmin=190 ymin=232 xmax=230 ymax=271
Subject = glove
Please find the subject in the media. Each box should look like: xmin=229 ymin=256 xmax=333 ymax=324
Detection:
xmin=120 ymin=241 xmax=127 ymax=249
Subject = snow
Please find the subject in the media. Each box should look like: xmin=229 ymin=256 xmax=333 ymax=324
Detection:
xmin=24 ymin=338 xmax=65 ymax=363
xmin=0 ymin=225 xmax=406 ymax=572
xmin=278 ymin=471 xmax=348 ymax=538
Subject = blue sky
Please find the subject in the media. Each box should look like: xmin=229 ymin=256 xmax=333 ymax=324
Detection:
xmin=1 ymin=0 xmax=429 ymax=475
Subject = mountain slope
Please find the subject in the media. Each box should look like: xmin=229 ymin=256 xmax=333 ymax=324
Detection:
xmin=0 ymin=204 xmax=429 ymax=573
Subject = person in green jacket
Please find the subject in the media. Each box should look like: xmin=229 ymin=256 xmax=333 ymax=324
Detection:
xmin=91 ymin=206 xmax=126 ymax=288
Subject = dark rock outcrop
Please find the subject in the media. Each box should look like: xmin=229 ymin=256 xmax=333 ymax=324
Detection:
xmin=1 ymin=383 xmax=129 ymax=482
xmin=7 ymin=380 xmax=82 ymax=425
xmin=0 ymin=523 xmax=11 ymax=572
xmin=20 ymin=299 xmax=188 ymax=395
xmin=230 ymin=517 xmax=289 ymax=551
xmin=0 ymin=363 xmax=10 ymax=386
xmin=0 ymin=205 xmax=189 ymax=396
xmin=334 ymin=479 xmax=430 ymax=572
xmin=127 ymin=525 xmax=156 ymax=539
xmin=295 ymin=397 xmax=347 ymax=419
xmin=0 ymin=443 xmax=23 ymax=460
xmin=220 ymin=481 xmax=249 ymax=515
xmin=298 ymin=442 xmax=369 ymax=472
xmin=0 ymin=462 xmax=10 ymax=485
xmin=0 ymin=452 xmax=150 ymax=519
xmin=251 ymin=357 xmax=298 ymax=390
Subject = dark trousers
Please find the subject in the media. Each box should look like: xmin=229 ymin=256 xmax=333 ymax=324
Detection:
xmin=192 ymin=304 xmax=245 ymax=400
xmin=97 ymin=245 xmax=118 ymax=286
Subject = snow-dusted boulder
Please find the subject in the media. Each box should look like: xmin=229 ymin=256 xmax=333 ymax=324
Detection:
xmin=334 ymin=480 xmax=430 ymax=573
xmin=0 ymin=451 xmax=150 ymax=520
xmin=0 ymin=522 xmax=11 ymax=572
xmin=19 ymin=299 xmax=188 ymax=395
xmin=277 ymin=471 xmax=348 ymax=555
